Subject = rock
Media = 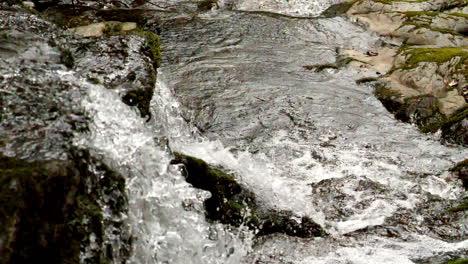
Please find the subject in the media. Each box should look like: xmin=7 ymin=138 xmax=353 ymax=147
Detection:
xmin=441 ymin=106 xmax=468 ymax=146
xmin=23 ymin=1 xmax=35 ymax=8
xmin=171 ymin=153 xmax=327 ymax=238
xmin=1 ymin=10 xmax=134 ymax=264
xmin=449 ymin=159 xmax=468 ymax=188
xmin=0 ymin=151 xmax=131 ymax=264
xmin=341 ymin=0 xmax=468 ymax=146
xmin=70 ymin=27 xmax=159 ymax=119
xmin=343 ymin=47 xmax=397 ymax=74
xmin=69 ymin=21 xmax=137 ymax=37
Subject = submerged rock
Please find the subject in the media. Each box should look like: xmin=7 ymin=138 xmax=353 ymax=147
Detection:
xmin=171 ymin=153 xmax=327 ymax=238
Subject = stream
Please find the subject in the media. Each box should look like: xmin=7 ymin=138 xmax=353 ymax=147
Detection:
xmin=76 ymin=0 xmax=467 ymax=263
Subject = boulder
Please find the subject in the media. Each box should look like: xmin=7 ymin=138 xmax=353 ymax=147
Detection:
xmin=171 ymin=153 xmax=327 ymax=238
xmin=0 ymin=9 xmax=138 ymax=264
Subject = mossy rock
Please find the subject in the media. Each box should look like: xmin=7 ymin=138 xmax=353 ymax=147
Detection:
xmin=449 ymin=158 xmax=468 ymax=188
xmin=128 ymin=29 xmax=162 ymax=68
xmin=96 ymin=9 xmax=149 ymax=25
xmin=0 ymin=154 xmax=86 ymax=264
xmin=392 ymin=47 xmax=468 ymax=73
xmin=441 ymin=105 xmax=468 ymax=146
xmin=171 ymin=153 xmax=327 ymax=238
xmin=0 ymin=151 xmax=130 ymax=264
xmin=375 ymin=85 xmax=446 ymax=133
xmin=446 ymin=259 xmax=468 ymax=264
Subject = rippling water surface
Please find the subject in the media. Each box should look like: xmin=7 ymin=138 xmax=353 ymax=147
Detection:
xmin=79 ymin=0 xmax=467 ymax=263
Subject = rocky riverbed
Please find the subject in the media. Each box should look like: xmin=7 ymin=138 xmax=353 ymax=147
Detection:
xmin=1 ymin=0 xmax=467 ymax=263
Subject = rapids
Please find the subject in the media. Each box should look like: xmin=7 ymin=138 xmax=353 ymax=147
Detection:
xmin=77 ymin=0 xmax=467 ymax=263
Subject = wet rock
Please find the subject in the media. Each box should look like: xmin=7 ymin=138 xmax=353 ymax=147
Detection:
xmin=449 ymin=159 xmax=468 ymax=188
xmin=339 ymin=0 xmax=468 ymax=145
xmin=171 ymin=153 xmax=327 ymax=238
xmin=0 ymin=151 xmax=131 ymax=264
xmin=441 ymin=106 xmax=468 ymax=146
xmin=69 ymin=27 xmax=159 ymax=119
xmin=1 ymin=9 xmax=133 ymax=264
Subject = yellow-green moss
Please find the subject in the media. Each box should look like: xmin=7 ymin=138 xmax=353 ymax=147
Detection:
xmin=129 ymin=29 xmax=162 ymax=68
xmin=446 ymin=259 xmax=468 ymax=264
xmin=394 ymin=47 xmax=468 ymax=71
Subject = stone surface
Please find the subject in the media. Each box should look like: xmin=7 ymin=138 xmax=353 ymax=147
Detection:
xmin=344 ymin=0 xmax=467 ymax=143
xmin=171 ymin=153 xmax=327 ymax=238
xmin=69 ymin=21 xmax=138 ymax=37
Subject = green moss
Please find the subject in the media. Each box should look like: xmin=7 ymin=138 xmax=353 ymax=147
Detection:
xmin=393 ymin=47 xmax=468 ymax=72
xmin=130 ymin=29 xmax=162 ymax=68
xmin=446 ymin=259 xmax=468 ymax=264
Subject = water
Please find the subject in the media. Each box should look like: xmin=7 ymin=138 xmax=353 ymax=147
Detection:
xmin=78 ymin=0 xmax=466 ymax=263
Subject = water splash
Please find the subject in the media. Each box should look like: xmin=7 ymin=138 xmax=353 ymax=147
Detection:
xmin=77 ymin=79 xmax=252 ymax=264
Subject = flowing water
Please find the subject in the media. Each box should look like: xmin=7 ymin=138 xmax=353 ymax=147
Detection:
xmin=76 ymin=0 xmax=466 ymax=263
